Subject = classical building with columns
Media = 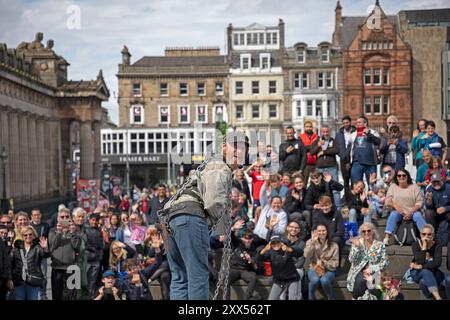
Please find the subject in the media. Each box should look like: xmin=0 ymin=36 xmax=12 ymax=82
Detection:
xmin=0 ymin=33 xmax=109 ymax=207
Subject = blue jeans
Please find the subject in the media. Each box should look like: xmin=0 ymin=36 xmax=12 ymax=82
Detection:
xmin=349 ymin=208 xmax=372 ymax=224
xmin=307 ymin=269 xmax=336 ymax=300
xmin=351 ymin=162 xmax=376 ymax=186
xmin=411 ymin=268 xmax=446 ymax=299
xmin=14 ymin=284 xmax=40 ymax=300
xmin=317 ymin=166 xmax=342 ymax=210
xmin=385 ymin=210 xmax=426 ymax=234
xmin=167 ymin=214 xmax=210 ymax=300
xmin=445 ymin=274 xmax=450 ymax=299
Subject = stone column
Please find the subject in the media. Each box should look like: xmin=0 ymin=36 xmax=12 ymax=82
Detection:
xmin=80 ymin=120 xmax=94 ymax=179
xmin=44 ymin=120 xmax=51 ymax=196
xmin=323 ymin=99 xmax=328 ymax=119
xmin=93 ymin=121 xmax=101 ymax=179
xmin=0 ymin=107 xmax=10 ymax=199
xmin=36 ymin=118 xmax=46 ymax=196
xmin=19 ymin=112 xmax=30 ymax=200
xmin=8 ymin=111 xmax=19 ymax=199
xmin=28 ymin=116 xmax=38 ymax=198
xmin=47 ymin=119 xmax=61 ymax=195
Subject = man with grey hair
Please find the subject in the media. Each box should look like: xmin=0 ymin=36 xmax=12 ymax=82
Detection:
xmin=160 ymin=132 xmax=249 ymax=300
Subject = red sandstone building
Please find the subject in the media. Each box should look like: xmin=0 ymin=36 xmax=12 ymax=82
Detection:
xmin=333 ymin=1 xmax=413 ymax=138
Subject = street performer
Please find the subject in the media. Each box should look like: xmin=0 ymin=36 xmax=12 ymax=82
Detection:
xmin=159 ymin=132 xmax=249 ymax=300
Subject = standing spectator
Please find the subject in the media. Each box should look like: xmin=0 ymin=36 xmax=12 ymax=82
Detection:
xmin=49 ymin=204 xmax=67 ymax=229
xmin=101 ymin=213 xmax=120 ymax=273
xmin=347 ymin=222 xmax=388 ymax=300
xmin=419 ymin=120 xmax=447 ymax=161
xmin=72 ymin=207 xmax=86 ymax=230
xmin=232 ymin=169 xmax=252 ymax=209
xmin=119 ymin=195 xmax=131 ymax=213
xmin=29 ymin=209 xmax=50 ymax=300
xmin=129 ymin=213 xmax=147 ymax=257
xmin=258 ymin=235 xmax=303 ymax=300
xmin=227 ymin=230 xmax=261 ymax=300
xmin=409 ymin=224 xmax=446 ymax=300
xmin=343 ymin=181 xmax=372 ymax=225
xmin=379 ymin=115 xmax=399 ymax=137
xmin=265 ymin=144 xmax=279 ymax=173
xmin=7 ymin=226 xmax=49 ymax=300
xmin=48 ymin=209 xmax=82 ymax=300
xmin=380 ymin=125 xmax=408 ymax=171
xmin=312 ymin=196 xmax=345 ymax=250
xmin=138 ymin=193 xmax=150 ymax=224
xmin=84 ymin=213 xmax=104 ymax=299
xmin=416 ymin=150 xmax=432 ymax=190
xmin=383 ymin=169 xmax=427 ymax=246
xmin=424 ymin=174 xmax=450 ymax=245
xmin=13 ymin=212 xmax=29 ymax=244
xmin=0 ymin=225 xmax=9 ymax=300
xmin=284 ymin=175 xmax=307 ymax=222
xmin=253 ymin=180 xmax=287 ymax=241
xmin=304 ymin=170 xmax=344 ymax=226
xmin=148 ymin=184 xmax=169 ymax=225
xmin=336 ymin=115 xmax=356 ymax=190
xmin=116 ymin=213 xmax=134 ymax=251
xmin=96 ymin=193 xmax=110 ymax=213
xmin=310 ymin=125 xmax=341 ymax=209
xmin=412 ymin=119 xmax=428 ymax=168
xmin=245 ymin=159 xmax=266 ymax=215
xmin=132 ymin=185 xmax=141 ymax=203
xmin=304 ymin=224 xmax=339 ymax=300
xmin=349 ymin=116 xmax=381 ymax=186
xmin=279 ymin=126 xmax=306 ymax=175
xmin=299 ymin=121 xmax=318 ymax=184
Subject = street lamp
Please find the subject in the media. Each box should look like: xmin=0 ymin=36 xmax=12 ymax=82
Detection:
xmin=0 ymin=147 xmax=8 ymax=213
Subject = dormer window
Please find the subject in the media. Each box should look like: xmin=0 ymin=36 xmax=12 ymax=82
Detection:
xmin=260 ymin=53 xmax=271 ymax=70
xmin=321 ymin=48 xmax=329 ymax=63
xmin=240 ymin=53 xmax=251 ymax=70
xmin=297 ymin=49 xmax=305 ymax=63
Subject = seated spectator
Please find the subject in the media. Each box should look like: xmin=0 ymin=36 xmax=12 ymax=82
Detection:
xmin=424 ymin=174 xmax=450 ymax=246
xmin=343 ymin=181 xmax=372 ymax=225
xmin=416 ymin=150 xmax=432 ymax=190
xmin=142 ymin=228 xmax=170 ymax=300
xmin=281 ymin=173 xmax=294 ymax=190
xmin=101 ymin=213 xmax=121 ymax=271
xmin=304 ymin=223 xmax=339 ymax=300
xmin=371 ymin=164 xmax=395 ymax=193
xmin=419 ymin=120 xmax=447 ymax=161
xmin=266 ymin=220 xmax=306 ymax=299
xmin=258 ymin=234 xmax=303 ymax=300
xmin=305 ymin=170 xmax=344 ymax=227
xmin=116 ymin=213 xmax=135 ymax=251
xmin=109 ymin=240 xmax=136 ymax=280
xmin=120 ymin=259 xmax=152 ymax=300
xmin=363 ymin=272 xmax=404 ymax=300
xmin=347 ymin=222 xmax=388 ymax=300
xmin=380 ymin=125 xmax=408 ymax=170
xmin=244 ymin=159 xmax=266 ymax=216
xmin=253 ymin=179 xmax=287 ymax=241
xmin=383 ymin=169 xmax=427 ymax=246
xmin=93 ymin=270 xmax=121 ymax=300
xmin=268 ymin=174 xmax=289 ymax=207
xmin=367 ymin=187 xmax=386 ymax=219
xmin=425 ymin=156 xmax=450 ymax=185
xmin=8 ymin=226 xmax=49 ymax=300
xmin=227 ymin=230 xmax=262 ymax=300
xmin=283 ymin=175 xmax=307 ymax=223
xmin=409 ymin=224 xmax=447 ymax=300
xmin=312 ymin=196 xmax=345 ymax=251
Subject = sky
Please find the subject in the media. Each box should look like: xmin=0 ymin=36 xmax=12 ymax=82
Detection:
xmin=1 ymin=0 xmax=449 ymax=124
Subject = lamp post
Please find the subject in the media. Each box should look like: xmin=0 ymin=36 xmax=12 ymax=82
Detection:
xmin=0 ymin=147 xmax=8 ymax=213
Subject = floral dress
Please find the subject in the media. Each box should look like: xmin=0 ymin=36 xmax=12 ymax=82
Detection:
xmin=346 ymin=239 xmax=388 ymax=292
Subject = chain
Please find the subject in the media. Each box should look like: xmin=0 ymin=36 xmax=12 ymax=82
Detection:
xmin=157 ymin=158 xmax=233 ymax=300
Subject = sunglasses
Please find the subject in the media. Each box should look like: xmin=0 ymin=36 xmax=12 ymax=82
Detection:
xmin=60 ymin=215 xmax=70 ymax=219
xmin=397 ymin=174 xmax=407 ymax=178
xmin=421 ymin=233 xmax=432 ymax=236
xmin=22 ymin=233 xmax=34 ymax=237
xmin=1 ymin=221 xmax=10 ymax=225
xmin=362 ymin=230 xmax=372 ymax=234
xmin=383 ymin=171 xmax=391 ymax=175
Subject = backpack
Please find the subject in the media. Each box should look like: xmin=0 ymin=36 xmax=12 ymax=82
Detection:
xmin=394 ymin=220 xmax=419 ymax=246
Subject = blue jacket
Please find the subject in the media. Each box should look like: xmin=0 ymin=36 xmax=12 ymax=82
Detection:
xmin=380 ymin=137 xmax=408 ymax=170
xmin=425 ymin=184 xmax=450 ymax=214
xmin=336 ymin=126 xmax=356 ymax=162
xmin=350 ymin=129 xmax=381 ymax=166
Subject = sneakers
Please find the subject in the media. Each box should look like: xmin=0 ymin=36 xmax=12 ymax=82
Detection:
xmin=383 ymin=237 xmax=390 ymax=246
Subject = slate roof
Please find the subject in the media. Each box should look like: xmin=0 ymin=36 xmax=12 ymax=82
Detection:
xmin=132 ymin=56 xmax=227 ymax=67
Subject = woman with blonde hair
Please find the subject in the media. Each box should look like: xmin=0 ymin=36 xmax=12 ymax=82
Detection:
xmin=347 ymin=222 xmax=388 ymax=300
xmin=109 ymin=240 xmax=136 ymax=275
xmin=13 ymin=212 xmax=30 ymax=244
xmin=7 ymin=226 xmax=49 ymax=300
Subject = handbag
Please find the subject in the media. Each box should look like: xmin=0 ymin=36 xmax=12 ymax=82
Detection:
xmin=20 ymin=249 xmax=43 ymax=287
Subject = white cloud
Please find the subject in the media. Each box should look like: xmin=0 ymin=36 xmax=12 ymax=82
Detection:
xmin=1 ymin=0 xmax=448 ymax=125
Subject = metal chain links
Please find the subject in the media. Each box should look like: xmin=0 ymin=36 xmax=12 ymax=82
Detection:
xmin=157 ymin=157 xmax=232 ymax=300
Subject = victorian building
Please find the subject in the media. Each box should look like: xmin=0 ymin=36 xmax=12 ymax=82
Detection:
xmin=283 ymin=41 xmax=342 ymax=136
xmin=0 ymin=33 xmax=109 ymax=207
xmin=103 ymin=46 xmax=228 ymax=187
xmin=227 ymin=20 xmax=286 ymax=146
xmin=333 ymin=1 xmax=413 ymax=138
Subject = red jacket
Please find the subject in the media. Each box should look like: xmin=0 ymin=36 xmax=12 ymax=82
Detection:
xmin=299 ymin=133 xmax=318 ymax=165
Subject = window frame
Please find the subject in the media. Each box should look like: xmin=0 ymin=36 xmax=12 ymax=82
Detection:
xmin=159 ymin=105 xmax=170 ymax=124
xmin=132 ymin=83 xmax=141 ymax=97
xmin=178 ymin=105 xmax=190 ymax=124
xmin=235 ymin=81 xmax=243 ymax=95
xmin=179 ymin=82 xmax=188 ymax=96
xmin=251 ymin=104 xmax=261 ymax=120
xmin=252 ymin=80 xmax=260 ymax=95
xmin=197 ymin=82 xmax=206 ymax=96
xmin=130 ymin=104 xmax=144 ymax=125
xmin=160 ymin=82 xmax=168 ymax=96
xmin=268 ymin=80 xmax=277 ymax=94
xmin=196 ymin=104 xmax=208 ymax=123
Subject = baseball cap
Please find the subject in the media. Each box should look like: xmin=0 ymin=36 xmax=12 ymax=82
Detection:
xmin=270 ymin=235 xmax=282 ymax=243
xmin=431 ymin=174 xmax=443 ymax=182
xmin=102 ymin=270 xmax=117 ymax=278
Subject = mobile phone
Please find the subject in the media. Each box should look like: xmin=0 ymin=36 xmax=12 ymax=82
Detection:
xmin=266 ymin=216 xmax=271 ymax=225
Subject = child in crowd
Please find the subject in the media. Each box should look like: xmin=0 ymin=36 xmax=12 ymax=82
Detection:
xmin=93 ymin=270 xmax=121 ymax=300
xmin=368 ymin=188 xmax=387 ymax=219
xmin=425 ymin=156 xmax=449 ymax=184
xmin=120 ymin=259 xmax=152 ymax=300
xmin=362 ymin=272 xmax=404 ymax=300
